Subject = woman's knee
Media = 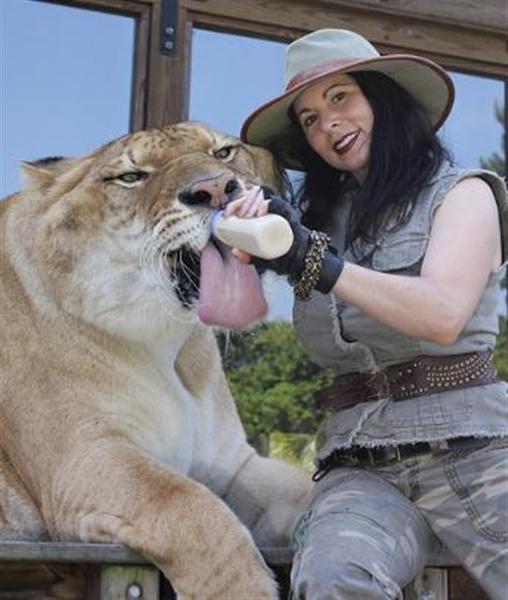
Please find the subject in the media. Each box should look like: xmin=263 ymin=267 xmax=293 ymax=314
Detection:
xmin=291 ymin=558 xmax=403 ymax=600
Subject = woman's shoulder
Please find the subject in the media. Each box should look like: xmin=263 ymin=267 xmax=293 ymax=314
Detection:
xmin=415 ymin=160 xmax=507 ymax=218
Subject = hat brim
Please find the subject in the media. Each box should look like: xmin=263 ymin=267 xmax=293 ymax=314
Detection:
xmin=240 ymin=54 xmax=454 ymax=171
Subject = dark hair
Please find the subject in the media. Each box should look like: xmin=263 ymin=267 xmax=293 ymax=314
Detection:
xmin=276 ymin=71 xmax=452 ymax=245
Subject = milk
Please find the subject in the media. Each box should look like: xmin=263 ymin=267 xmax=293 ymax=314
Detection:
xmin=211 ymin=210 xmax=294 ymax=259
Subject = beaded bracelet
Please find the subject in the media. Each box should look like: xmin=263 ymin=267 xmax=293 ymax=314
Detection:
xmin=294 ymin=230 xmax=331 ymax=301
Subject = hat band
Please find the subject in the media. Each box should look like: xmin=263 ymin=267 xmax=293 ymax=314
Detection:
xmin=286 ymin=57 xmax=366 ymax=91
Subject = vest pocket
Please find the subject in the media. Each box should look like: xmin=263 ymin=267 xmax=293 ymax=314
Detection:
xmin=371 ymin=233 xmax=427 ymax=272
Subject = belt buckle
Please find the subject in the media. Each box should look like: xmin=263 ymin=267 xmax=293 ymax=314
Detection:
xmin=383 ymin=445 xmax=402 ymax=464
xmin=364 ymin=445 xmax=401 ymax=466
xmin=428 ymin=440 xmax=450 ymax=455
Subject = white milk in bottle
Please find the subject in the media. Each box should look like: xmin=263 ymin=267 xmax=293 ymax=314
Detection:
xmin=211 ymin=210 xmax=294 ymax=259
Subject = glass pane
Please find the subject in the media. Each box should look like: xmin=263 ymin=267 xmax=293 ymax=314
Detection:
xmin=190 ymin=29 xmax=292 ymax=322
xmin=441 ymin=72 xmax=505 ymax=172
xmin=190 ymin=28 xmax=286 ymax=139
xmin=1 ymin=0 xmax=135 ymax=197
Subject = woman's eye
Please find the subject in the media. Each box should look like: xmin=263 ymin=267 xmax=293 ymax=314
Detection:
xmin=214 ymin=146 xmax=234 ymax=160
xmin=331 ymin=92 xmax=346 ymax=103
xmin=118 ymin=171 xmax=147 ymax=183
xmin=302 ymin=115 xmax=316 ymax=128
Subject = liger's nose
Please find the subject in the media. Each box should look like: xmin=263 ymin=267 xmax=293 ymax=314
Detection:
xmin=179 ymin=174 xmax=239 ymax=207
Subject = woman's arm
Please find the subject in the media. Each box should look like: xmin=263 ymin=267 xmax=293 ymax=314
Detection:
xmin=333 ymin=177 xmax=502 ymax=344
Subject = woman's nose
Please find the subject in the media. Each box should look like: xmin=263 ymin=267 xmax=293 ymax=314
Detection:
xmin=320 ymin=112 xmax=341 ymax=133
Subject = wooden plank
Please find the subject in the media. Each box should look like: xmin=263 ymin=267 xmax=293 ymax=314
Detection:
xmin=448 ymin=566 xmax=489 ymax=600
xmin=320 ymin=0 xmax=507 ymax=33
xmin=404 ymin=567 xmax=448 ymax=600
xmin=0 ymin=540 xmax=293 ymax=567
xmin=0 ymin=541 xmax=150 ymax=565
xmin=184 ymin=0 xmax=508 ymax=77
xmin=100 ymin=565 xmax=160 ymax=600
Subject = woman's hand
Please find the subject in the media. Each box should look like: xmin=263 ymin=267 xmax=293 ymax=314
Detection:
xmin=253 ymin=196 xmax=345 ymax=295
xmin=224 ymin=184 xmax=269 ymax=218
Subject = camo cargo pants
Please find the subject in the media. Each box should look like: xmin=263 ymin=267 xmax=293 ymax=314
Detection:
xmin=291 ymin=437 xmax=508 ymax=599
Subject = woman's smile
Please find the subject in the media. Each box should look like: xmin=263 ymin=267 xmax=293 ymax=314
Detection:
xmin=334 ymin=130 xmax=360 ymax=155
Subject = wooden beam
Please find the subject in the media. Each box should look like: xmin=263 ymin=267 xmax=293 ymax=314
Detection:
xmin=319 ymin=0 xmax=508 ymax=34
xmin=131 ymin=2 xmax=151 ymax=131
xmin=144 ymin=0 xmax=193 ymax=127
xmin=184 ymin=0 xmax=508 ymax=77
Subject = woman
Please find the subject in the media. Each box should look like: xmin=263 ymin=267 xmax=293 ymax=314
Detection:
xmin=227 ymin=29 xmax=507 ymax=599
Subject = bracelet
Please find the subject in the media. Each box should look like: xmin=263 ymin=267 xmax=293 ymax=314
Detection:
xmin=294 ymin=230 xmax=331 ymax=301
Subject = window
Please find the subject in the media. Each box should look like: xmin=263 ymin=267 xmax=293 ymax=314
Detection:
xmin=1 ymin=0 xmax=135 ymax=197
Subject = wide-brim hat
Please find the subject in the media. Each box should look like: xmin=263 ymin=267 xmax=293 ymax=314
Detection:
xmin=241 ymin=29 xmax=455 ymax=170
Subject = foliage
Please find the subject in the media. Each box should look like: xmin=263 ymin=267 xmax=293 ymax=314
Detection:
xmin=217 ymin=322 xmax=333 ymax=441
xmin=479 ymin=102 xmax=505 ymax=178
xmin=269 ymin=431 xmax=316 ymax=473
xmin=494 ymin=316 xmax=508 ymax=381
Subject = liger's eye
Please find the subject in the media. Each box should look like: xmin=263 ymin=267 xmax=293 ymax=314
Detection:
xmin=117 ymin=171 xmax=147 ymax=183
xmin=214 ymin=146 xmax=234 ymax=160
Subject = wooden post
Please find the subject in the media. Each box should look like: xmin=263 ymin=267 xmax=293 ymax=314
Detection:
xmin=99 ymin=565 xmax=160 ymax=600
xmin=405 ymin=567 xmax=448 ymax=600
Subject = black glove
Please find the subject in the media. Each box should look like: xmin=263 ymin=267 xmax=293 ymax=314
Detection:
xmin=253 ymin=195 xmax=310 ymax=281
xmin=253 ymin=196 xmax=344 ymax=295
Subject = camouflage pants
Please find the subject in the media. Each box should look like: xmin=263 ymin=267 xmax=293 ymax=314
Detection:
xmin=291 ymin=437 xmax=508 ymax=599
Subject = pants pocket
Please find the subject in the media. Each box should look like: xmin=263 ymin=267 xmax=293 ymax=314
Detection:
xmin=443 ymin=442 xmax=508 ymax=544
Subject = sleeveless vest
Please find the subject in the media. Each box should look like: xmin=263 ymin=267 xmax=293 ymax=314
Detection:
xmin=292 ymin=162 xmax=508 ymax=462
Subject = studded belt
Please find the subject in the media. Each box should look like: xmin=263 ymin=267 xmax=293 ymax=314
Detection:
xmin=314 ymin=350 xmax=497 ymax=412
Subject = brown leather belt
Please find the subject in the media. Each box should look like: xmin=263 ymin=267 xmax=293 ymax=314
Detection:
xmin=315 ymin=350 xmax=497 ymax=412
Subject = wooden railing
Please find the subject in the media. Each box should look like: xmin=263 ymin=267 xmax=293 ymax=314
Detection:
xmin=0 ymin=540 xmax=485 ymax=599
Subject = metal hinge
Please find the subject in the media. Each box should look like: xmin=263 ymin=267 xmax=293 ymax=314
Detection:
xmin=160 ymin=0 xmax=178 ymax=56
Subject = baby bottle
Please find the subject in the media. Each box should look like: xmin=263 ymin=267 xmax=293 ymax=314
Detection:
xmin=211 ymin=210 xmax=294 ymax=259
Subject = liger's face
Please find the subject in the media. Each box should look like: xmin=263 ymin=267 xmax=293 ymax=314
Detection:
xmin=293 ymin=73 xmax=374 ymax=182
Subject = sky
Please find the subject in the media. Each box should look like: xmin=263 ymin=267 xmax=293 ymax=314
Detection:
xmin=1 ymin=0 xmax=506 ymax=318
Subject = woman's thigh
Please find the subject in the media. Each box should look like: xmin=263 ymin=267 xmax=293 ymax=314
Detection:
xmin=291 ymin=467 xmax=434 ymax=599
xmin=416 ymin=438 xmax=508 ymax=600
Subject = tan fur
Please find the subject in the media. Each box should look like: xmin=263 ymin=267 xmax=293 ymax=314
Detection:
xmin=0 ymin=123 xmax=312 ymax=599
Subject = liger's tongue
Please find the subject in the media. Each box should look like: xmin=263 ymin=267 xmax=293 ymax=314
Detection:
xmin=198 ymin=242 xmax=268 ymax=328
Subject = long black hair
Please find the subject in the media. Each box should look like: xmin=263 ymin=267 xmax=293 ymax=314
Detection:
xmin=275 ymin=71 xmax=452 ymax=245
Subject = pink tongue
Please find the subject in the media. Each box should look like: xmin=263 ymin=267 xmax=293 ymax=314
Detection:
xmin=198 ymin=243 xmax=268 ymax=328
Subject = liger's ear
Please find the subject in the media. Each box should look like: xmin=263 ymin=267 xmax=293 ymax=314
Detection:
xmin=20 ymin=156 xmax=67 ymax=189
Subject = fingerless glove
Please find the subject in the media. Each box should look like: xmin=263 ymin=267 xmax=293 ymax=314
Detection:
xmin=254 ymin=195 xmax=344 ymax=299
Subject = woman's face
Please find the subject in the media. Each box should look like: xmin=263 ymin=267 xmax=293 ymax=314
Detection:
xmin=293 ymin=73 xmax=374 ymax=182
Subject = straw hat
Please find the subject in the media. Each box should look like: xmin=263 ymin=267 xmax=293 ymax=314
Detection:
xmin=241 ymin=29 xmax=454 ymax=169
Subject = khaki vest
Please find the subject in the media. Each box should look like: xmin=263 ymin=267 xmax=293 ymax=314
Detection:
xmin=293 ymin=162 xmax=508 ymax=460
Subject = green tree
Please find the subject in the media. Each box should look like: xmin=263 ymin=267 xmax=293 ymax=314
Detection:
xmin=479 ymin=102 xmax=505 ymax=177
xmin=478 ymin=101 xmax=507 ymax=380
xmin=494 ymin=316 xmax=507 ymax=381
xmin=217 ymin=322 xmax=332 ymax=442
